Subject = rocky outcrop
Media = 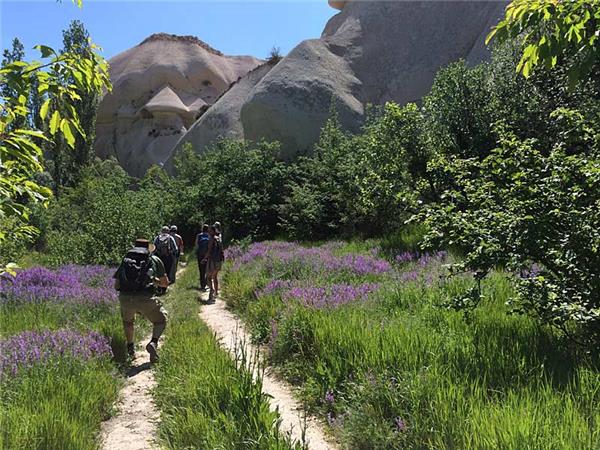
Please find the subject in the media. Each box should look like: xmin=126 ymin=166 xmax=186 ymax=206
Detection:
xmin=167 ymin=1 xmax=506 ymax=164
xmin=98 ymin=2 xmax=508 ymax=175
xmin=237 ymin=1 xmax=507 ymax=157
xmin=94 ymin=33 xmax=263 ymax=177
xmin=166 ymin=62 xmax=277 ymax=166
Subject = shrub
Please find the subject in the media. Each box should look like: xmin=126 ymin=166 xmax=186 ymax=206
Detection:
xmin=40 ymin=159 xmax=174 ymax=266
xmin=173 ymin=140 xmax=290 ymax=241
xmin=280 ymin=103 xmax=421 ymax=238
xmin=420 ymin=109 xmax=600 ymax=344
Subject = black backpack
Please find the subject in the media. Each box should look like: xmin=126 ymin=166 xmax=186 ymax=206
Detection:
xmin=117 ymin=248 xmax=152 ymax=292
xmin=211 ymin=237 xmax=225 ymax=262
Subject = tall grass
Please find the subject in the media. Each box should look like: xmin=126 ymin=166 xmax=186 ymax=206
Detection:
xmin=0 ymin=360 xmax=119 ymax=450
xmin=223 ymin=241 xmax=600 ymax=449
xmin=154 ymin=265 xmax=300 ymax=449
xmin=0 ymin=264 xmax=123 ymax=450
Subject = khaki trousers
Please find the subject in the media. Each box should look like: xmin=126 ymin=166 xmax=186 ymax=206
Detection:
xmin=119 ymin=291 xmax=167 ymax=340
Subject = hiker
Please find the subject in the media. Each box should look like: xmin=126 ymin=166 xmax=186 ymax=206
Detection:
xmin=214 ymin=221 xmax=222 ymax=239
xmin=195 ymin=224 xmax=210 ymax=291
xmin=169 ymin=225 xmax=184 ymax=283
xmin=114 ymin=238 xmax=169 ymax=362
xmin=153 ymin=226 xmax=178 ymax=284
xmin=202 ymin=224 xmax=225 ymax=302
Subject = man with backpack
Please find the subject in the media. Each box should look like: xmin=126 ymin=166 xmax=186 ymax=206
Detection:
xmin=195 ymin=224 xmax=210 ymax=291
xmin=153 ymin=226 xmax=178 ymax=284
xmin=169 ymin=225 xmax=184 ymax=284
xmin=114 ymin=238 xmax=169 ymax=362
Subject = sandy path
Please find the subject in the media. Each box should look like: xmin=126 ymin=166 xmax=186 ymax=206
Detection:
xmin=199 ymin=292 xmax=337 ymax=450
xmin=100 ymin=343 xmax=160 ymax=450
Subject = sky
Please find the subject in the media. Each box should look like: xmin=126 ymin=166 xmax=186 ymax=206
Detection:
xmin=0 ymin=1 xmax=336 ymax=61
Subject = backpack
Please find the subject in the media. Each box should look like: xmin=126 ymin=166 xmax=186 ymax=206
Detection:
xmin=211 ymin=236 xmax=225 ymax=262
xmin=156 ymin=234 xmax=175 ymax=258
xmin=117 ymin=248 xmax=151 ymax=292
xmin=197 ymin=233 xmax=209 ymax=256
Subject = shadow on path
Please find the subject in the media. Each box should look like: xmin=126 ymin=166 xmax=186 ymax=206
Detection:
xmin=127 ymin=361 xmax=152 ymax=378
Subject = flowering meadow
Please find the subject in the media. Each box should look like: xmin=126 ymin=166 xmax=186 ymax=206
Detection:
xmin=0 ymin=264 xmax=123 ymax=450
xmin=223 ymin=241 xmax=600 ymax=449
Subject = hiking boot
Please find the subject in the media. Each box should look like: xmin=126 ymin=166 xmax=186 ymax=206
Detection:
xmin=127 ymin=343 xmax=135 ymax=359
xmin=146 ymin=341 xmax=159 ymax=363
xmin=208 ymin=290 xmax=215 ymax=303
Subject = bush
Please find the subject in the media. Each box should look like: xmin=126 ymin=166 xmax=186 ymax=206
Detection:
xmin=420 ymin=109 xmax=600 ymax=344
xmin=172 ymin=140 xmax=290 ymax=241
xmin=280 ymin=103 xmax=422 ymax=238
xmin=40 ymin=159 xmax=174 ymax=266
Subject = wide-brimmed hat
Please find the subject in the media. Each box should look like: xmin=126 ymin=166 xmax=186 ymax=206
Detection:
xmin=134 ymin=239 xmax=150 ymax=249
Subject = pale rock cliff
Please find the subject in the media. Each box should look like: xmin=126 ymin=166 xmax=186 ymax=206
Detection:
xmin=95 ymin=33 xmax=263 ymax=176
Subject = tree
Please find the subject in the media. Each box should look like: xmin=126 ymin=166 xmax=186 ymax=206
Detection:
xmin=46 ymin=20 xmax=100 ymax=190
xmin=62 ymin=20 xmax=99 ymax=178
xmin=420 ymin=110 xmax=600 ymax=345
xmin=1 ymin=38 xmax=26 ymax=130
xmin=488 ymin=0 xmax=600 ymax=87
xmin=0 ymin=0 xmax=111 ymax=271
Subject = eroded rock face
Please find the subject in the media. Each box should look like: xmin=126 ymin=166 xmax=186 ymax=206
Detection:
xmin=95 ymin=33 xmax=263 ymax=177
xmin=100 ymin=2 xmax=508 ymax=174
xmin=168 ymin=1 xmax=507 ymax=164
xmin=239 ymin=1 xmax=507 ymax=157
xmin=166 ymin=62 xmax=277 ymax=168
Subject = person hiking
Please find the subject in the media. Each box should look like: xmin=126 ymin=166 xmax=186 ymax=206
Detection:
xmin=202 ymin=224 xmax=225 ymax=302
xmin=195 ymin=224 xmax=210 ymax=291
xmin=169 ymin=225 xmax=184 ymax=284
xmin=113 ymin=238 xmax=169 ymax=362
xmin=153 ymin=226 xmax=178 ymax=284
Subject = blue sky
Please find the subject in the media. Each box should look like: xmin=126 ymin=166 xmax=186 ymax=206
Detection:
xmin=1 ymin=1 xmax=336 ymax=61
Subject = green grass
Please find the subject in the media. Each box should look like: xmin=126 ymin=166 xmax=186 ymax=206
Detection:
xmin=223 ymin=241 xmax=600 ymax=450
xmin=0 ymin=360 xmax=119 ymax=450
xmin=154 ymin=264 xmax=300 ymax=449
xmin=0 ymin=268 xmax=124 ymax=450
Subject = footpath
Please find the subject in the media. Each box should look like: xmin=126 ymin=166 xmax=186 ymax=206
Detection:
xmin=100 ymin=265 xmax=336 ymax=450
xmin=199 ymin=290 xmax=337 ymax=450
xmin=99 ymin=266 xmax=187 ymax=450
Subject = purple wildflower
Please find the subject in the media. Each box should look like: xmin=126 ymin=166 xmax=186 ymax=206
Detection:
xmin=227 ymin=241 xmax=391 ymax=276
xmin=0 ymin=265 xmax=117 ymax=306
xmin=324 ymin=389 xmax=335 ymax=404
xmin=282 ymin=283 xmax=380 ymax=308
xmin=395 ymin=250 xmax=448 ymax=266
xmin=327 ymin=412 xmax=336 ymax=427
xmin=256 ymin=279 xmax=296 ymax=298
xmin=0 ymin=329 xmax=113 ymax=379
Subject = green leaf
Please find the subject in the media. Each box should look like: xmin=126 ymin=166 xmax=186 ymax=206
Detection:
xmin=40 ymin=99 xmax=51 ymax=120
xmin=34 ymin=45 xmax=56 ymax=58
xmin=60 ymin=119 xmax=76 ymax=148
xmin=49 ymin=110 xmax=60 ymax=135
xmin=14 ymin=129 xmax=49 ymax=141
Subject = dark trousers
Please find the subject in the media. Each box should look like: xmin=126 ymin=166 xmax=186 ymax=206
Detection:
xmin=159 ymin=255 xmax=175 ymax=283
xmin=197 ymin=256 xmax=207 ymax=289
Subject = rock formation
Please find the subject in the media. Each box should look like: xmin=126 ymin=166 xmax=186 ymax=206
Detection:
xmin=95 ymin=33 xmax=263 ymax=177
xmin=97 ymin=2 xmax=508 ymax=175
xmin=168 ymin=1 xmax=507 ymax=165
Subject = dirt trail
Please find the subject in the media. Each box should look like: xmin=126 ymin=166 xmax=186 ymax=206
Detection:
xmin=199 ymin=292 xmax=337 ymax=450
xmin=100 ymin=342 xmax=160 ymax=450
